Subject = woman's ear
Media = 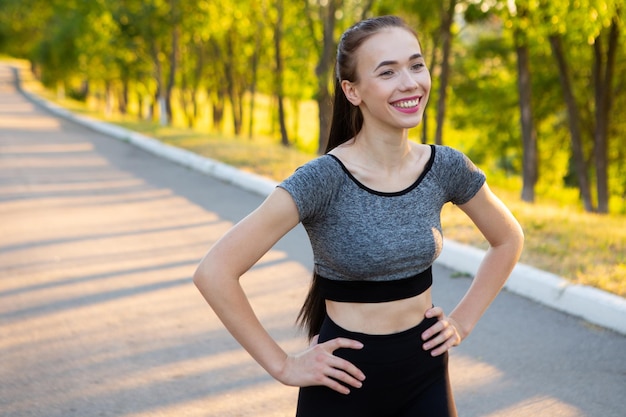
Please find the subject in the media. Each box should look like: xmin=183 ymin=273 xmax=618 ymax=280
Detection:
xmin=341 ymin=80 xmax=361 ymax=106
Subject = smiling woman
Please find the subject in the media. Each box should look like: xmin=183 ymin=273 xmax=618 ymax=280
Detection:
xmin=193 ymin=15 xmax=524 ymax=417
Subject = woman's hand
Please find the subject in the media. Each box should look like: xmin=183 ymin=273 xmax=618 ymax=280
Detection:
xmin=421 ymin=306 xmax=463 ymax=356
xmin=276 ymin=336 xmax=366 ymax=395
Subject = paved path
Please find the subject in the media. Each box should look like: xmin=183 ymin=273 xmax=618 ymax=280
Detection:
xmin=1 ymin=63 xmax=624 ymax=417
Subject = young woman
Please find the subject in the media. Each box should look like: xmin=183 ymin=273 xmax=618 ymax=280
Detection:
xmin=194 ymin=15 xmax=524 ymax=417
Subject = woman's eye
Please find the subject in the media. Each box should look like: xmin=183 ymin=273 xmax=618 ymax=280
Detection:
xmin=379 ymin=70 xmax=394 ymax=77
xmin=411 ymin=63 xmax=425 ymax=71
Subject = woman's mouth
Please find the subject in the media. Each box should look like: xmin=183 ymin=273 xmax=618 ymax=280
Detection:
xmin=392 ymin=98 xmax=420 ymax=109
xmin=391 ymin=97 xmax=422 ymax=113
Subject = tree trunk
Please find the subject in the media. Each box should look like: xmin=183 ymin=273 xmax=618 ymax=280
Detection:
xmin=211 ymin=88 xmax=225 ymax=131
xmin=274 ymin=0 xmax=289 ymax=147
xmin=118 ymin=77 xmax=129 ymax=115
xmin=421 ymin=41 xmax=440 ymax=144
xmin=248 ymin=7 xmax=263 ymax=140
xmin=592 ymin=17 xmax=619 ymax=214
xmin=292 ymin=100 xmax=301 ymax=145
xmin=136 ymin=91 xmax=144 ymax=120
xmin=104 ymin=81 xmax=112 ymax=117
xmin=192 ymin=44 xmax=204 ymax=128
xmin=208 ymin=39 xmax=225 ymax=132
xmin=549 ymin=34 xmax=594 ymax=212
xmin=179 ymin=71 xmax=191 ymax=128
xmin=150 ymin=40 xmax=167 ymax=126
xmin=165 ymin=24 xmax=179 ymax=124
xmin=313 ymin=0 xmax=337 ymax=154
xmin=248 ymin=76 xmax=258 ymax=140
xmin=434 ymin=0 xmax=456 ymax=146
xmin=515 ymin=37 xmax=538 ymax=203
xmin=224 ymin=30 xmax=243 ymax=136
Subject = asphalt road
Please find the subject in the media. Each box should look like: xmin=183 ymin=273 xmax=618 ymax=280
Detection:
xmin=1 ymin=63 xmax=625 ymax=417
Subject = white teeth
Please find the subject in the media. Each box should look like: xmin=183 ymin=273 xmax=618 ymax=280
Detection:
xmin=394 ymin=99 xmax=419 ymax=108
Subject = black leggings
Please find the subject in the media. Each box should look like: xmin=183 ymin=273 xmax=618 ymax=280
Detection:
xmin=295 ymin=315 xmax=457 ymax=417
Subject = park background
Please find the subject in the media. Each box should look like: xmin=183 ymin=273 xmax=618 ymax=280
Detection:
xmin=0 ymin=0 xmax=624 ymax=297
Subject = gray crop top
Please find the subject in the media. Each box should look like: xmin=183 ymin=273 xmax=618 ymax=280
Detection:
xmin=278 ymin=145 xmax=486 ymax=303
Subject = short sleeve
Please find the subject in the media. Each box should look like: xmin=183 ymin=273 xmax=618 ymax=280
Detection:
xmin=435 ymin=146 xmax=486 ymax=205
xmin=277 ymin=156 xmax=338 ymax=222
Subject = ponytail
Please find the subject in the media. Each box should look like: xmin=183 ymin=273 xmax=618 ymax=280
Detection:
xmin=325 ymin=78 xmax=363 ymax=153
xmin=296 ymin=80 xmax=362 ymax=340
xmin=296 ymin=273 xmax=326 ymax=340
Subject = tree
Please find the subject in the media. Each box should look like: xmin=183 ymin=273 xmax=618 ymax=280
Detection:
xmin=247 ymin=1 xmax=267 ymax=139
xmin=392 ymin=0 xmax=441 ymax=144
xmin=5 ymin=0 xmax=624 ymax=212
xmin=591 ymin=13 xmax=620 ymax=213
xmin=433 ymin=0 xmax=457 ymax=146
xmin=165 ymin=0 xmax=181 ymax=124
xmin=504 ymin=1 xmax=540 ymax=203
xmin=303 ymin=0 xmax=338 ymax=154
xmin=0 ymin=0 xmax=53 ymax=61
xmin=539 ymin=0 xmax=623 ymax=213
xmin=302 ymin=0 xmax=377 ymax=154
xmin=32 ymin=3 xmax=87 ymax=94
xmin=549 ymin=33 xmax=594 ymax=212
xmin=273 ymin=0 xmax=289 ymax=146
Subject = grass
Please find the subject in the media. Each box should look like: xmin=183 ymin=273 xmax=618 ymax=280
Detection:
xmin=441 ymin=192 xmax=626 ymax=297
xmin=114 ymin=120 xmax=315 ymax=182
xmin=15 ymin=62 xmax=625 ymax=298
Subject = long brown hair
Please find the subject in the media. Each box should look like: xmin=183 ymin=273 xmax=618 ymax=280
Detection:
xmin=297 ymin=16 xmax=420 ymax=340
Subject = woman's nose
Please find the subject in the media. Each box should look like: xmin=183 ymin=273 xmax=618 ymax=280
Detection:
xmin=399 ymin=69 xmax=419 ymax=90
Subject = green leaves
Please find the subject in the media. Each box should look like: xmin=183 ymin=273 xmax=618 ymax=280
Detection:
xmin=1 ymin=0 xmax=623 ymax=212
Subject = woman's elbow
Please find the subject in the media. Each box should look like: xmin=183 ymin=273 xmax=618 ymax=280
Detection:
xmin=491 ymin=218 xmax=524 ymax=258
xmin=193 ymin=254 xmax=240 ymax=302
xmin=192 ymin=264 xmax=208 ymax=290
xmin=193 ymin=258 xmax=221 ymax=299
xmin=509 ymin=219 xmax=525 ymax=258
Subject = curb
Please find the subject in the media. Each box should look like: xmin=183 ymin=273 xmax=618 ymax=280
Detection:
xmin=11 ymin=64 xmax=626 ymax=336
xmin=437 ymin=241 xmax=626 ymax=335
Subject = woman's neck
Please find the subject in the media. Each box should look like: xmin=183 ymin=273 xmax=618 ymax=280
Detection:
xmin=331 ymin=126 xmax=429 ymax=193
xmin=352 ymin=127 xmax=413 ymax=172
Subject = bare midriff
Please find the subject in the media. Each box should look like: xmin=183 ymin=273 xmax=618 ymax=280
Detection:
xmin=325 ymin=289 xmax=433 ymax=335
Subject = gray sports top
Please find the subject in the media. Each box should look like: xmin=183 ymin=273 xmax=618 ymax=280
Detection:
xmin=278 ymin=145 xmax=485 ymax=303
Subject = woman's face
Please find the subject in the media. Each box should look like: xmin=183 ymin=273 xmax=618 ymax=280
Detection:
xmin=342 ymin=27 xmax=431 ymax=132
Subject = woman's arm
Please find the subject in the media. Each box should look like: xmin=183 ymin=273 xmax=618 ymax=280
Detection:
xmin=193 ymin=187 xmax=365 ymax=393
xmin=422 ymin=183 xmax=524 ymax=355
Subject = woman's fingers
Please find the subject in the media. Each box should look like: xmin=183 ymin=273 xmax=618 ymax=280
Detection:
xmin=279 ymin=336 xmax=365 ymax=395
xmin=319 ymin=338 xmax=366 ymax=390
xmin=421 ymin=307 xmax=462 ymax=356
xmin=426 ymin=325 xmax=460 ymax=356
xmin=323 ymin=337 xmax=364 ymax=353
xmin=326 ymin=351 xmax=366 ymax=387
xmin=319 ymin=360 xmax=363 ymax=395
xmin=421 ymin=306 xmax=445 ymax=341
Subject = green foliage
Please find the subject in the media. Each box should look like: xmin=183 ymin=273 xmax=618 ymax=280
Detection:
xmin=1 ymin=0 xmax=624 ymax=213
xmin=449 ymin=33 xmax=519 ymax=169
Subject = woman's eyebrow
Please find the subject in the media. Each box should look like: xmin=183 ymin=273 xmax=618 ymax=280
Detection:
xmin=374 ymin=53 xmax=423 ymax=71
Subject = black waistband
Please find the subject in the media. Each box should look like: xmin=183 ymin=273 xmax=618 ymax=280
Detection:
xmin=317 ymin=266 xmax=433 ymax=303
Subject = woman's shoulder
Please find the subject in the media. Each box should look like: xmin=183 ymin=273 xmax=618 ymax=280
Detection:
xmin=405 ymin=143 xmax=464 ymax=165
xmin=278 ymin=154 xmax=344 ymax=222
xmin=292 ymin=154 xmax=343 ymax=178
xmin=430 ymin=145 xmax=481 ymax=171
xmin=279 ymin=154 xmax=343 ymax=191
xmin=431 ymin=144 xmax=464 ymax=160
xmin=429 ymin=145 xmax=486 ymax=204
